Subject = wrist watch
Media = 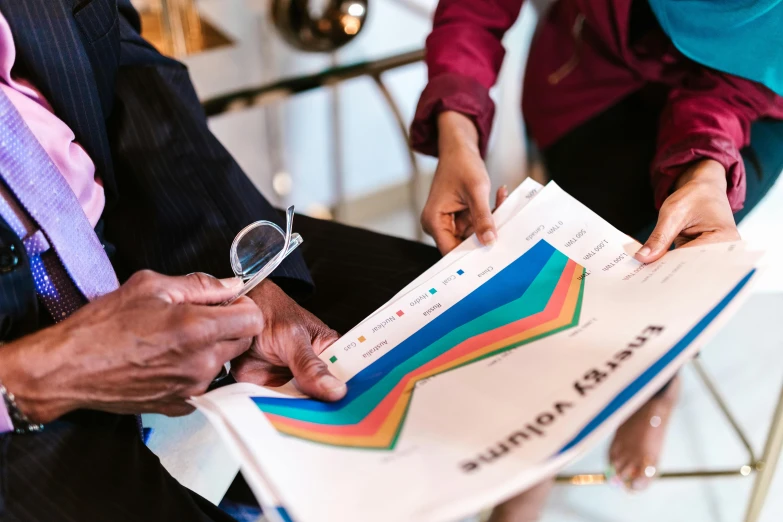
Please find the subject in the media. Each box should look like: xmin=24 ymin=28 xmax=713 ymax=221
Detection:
xmin=0 ymin=380 xmax=44 ymax=434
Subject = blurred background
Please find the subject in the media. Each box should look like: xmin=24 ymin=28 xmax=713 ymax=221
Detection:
xmin=131 ymin=0 xmax=540 ymax=241
xmin=133 ymin=2 xmax=783 ymax=521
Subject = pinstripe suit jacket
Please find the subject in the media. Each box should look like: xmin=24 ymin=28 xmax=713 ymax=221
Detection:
xmin=0 ymin=0 xmax=312 ymax=342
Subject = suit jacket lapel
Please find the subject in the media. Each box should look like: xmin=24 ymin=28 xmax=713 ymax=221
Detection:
xmin=0 ymin=0 xmax=115 ymax=196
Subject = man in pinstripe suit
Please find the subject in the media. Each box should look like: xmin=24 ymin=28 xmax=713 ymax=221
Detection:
xmin=0 ymin=1 xmax=440 ymax=520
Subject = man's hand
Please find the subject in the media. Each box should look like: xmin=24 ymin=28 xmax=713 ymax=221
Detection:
xmin=233 ymin=280 xmax=346 ymax=402
xmin=0 ymin=271 xmax=263 ymax=423
xmin=636 ymin=159 xmax=740 ymax=263
xmin=421 ymin=111 xmax=498 ymax=254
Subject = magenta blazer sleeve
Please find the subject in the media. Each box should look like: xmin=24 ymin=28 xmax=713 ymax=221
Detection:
xmin=410 ymin=0 xmax=525 ymax=158
xmin=652 ymin=69 xmax=783 ymax=211
xmin=410 ymin=0 xmax=783 ymax=212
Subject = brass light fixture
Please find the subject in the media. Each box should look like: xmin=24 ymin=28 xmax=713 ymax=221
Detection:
xmin=270 ymin=0 xmax=369 ymax=52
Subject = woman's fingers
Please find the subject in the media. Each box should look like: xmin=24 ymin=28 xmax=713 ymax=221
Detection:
xmin=635 ymin=203 xmax=684 ymax=263
xmin=464 ymin=178 xmax=497 ymax=246
xmin=494 ymin=185 xmax=509 ymax=210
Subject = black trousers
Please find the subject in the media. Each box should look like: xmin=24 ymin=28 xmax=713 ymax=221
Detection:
xmin=0 ymin=216 xmax=440 ymax=522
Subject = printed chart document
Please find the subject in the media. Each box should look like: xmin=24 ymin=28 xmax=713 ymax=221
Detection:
xmin=194 ymin=181 xmax=762 ymax=522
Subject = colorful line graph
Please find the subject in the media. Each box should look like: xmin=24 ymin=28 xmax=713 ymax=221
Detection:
xmin=252 ymin=241 xmax=585 ymax=449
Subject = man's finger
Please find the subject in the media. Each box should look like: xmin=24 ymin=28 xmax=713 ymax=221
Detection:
xmin=233 ymin=358 xmax=293 ymax=388
xmin=311 ymin=325 xmax=340 ymax=356
xmin=161 ymin=272 xmax=243 ymax=305
xmin=130 ymin=400 xmax=195 ymax=418
xmin=213 ymin=337 xmax=255 ymax=366
xmin=287 ymin=339 xmax=346 ymax=401
xmin=635 ymin=208 xmax=683 ymax=263
xmin=195 ymin=297 xmax=265 ymax=343
xmin=464 ymin=182 xmax=496 ymax=246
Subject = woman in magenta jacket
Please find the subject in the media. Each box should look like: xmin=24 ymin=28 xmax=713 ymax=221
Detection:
xmin=411 ymin=0 xmax=783 ymax=518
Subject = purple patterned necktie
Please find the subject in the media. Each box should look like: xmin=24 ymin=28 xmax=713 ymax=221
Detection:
xmin=0 ymin=90 xmax=118 ymax=320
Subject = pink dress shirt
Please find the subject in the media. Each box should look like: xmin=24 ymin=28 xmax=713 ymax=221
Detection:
xmin=0 ymin=9 xmax=105 ymax=433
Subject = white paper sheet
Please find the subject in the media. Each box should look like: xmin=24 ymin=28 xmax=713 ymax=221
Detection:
xmin=193 ymin=181 xmax=761 ymax=522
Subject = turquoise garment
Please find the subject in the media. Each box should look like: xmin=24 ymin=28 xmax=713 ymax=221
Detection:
xmin=649 ymin=0 xmax=783 ymax=96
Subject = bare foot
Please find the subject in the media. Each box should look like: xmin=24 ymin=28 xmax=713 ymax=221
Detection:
xmin=608 ymin=375 xmax=681 ymax=491
xmin=487 ymin=479 xmax=554 ymax=522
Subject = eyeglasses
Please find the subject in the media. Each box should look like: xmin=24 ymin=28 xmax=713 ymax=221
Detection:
xmin=223 ymin=205 xmax=303 ymax=305
xmin=213 ymin=206 xmax=303 ymax=382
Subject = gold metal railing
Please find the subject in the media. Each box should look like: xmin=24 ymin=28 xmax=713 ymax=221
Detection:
xmin=201 ymin=49 xmax=426 ymax=231
xmin=556 ymin=358 xmax=783 ymax=522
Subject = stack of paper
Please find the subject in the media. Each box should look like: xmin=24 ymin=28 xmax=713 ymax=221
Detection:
xmin=194 ymin=180 xmax=762 ymax=522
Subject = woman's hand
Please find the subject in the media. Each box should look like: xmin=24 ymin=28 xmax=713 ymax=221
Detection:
xmin=421 ymin=111 xmax=497 ymax=254
xmin=635 ymin=159 xmax=740 ymax=263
